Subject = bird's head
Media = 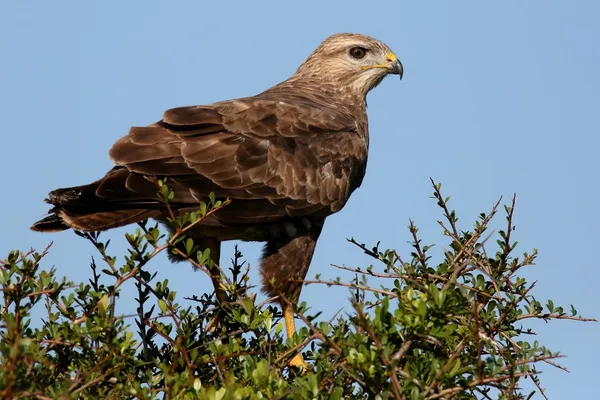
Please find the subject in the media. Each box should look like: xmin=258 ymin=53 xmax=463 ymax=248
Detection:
xmin=293 ymin=33 xmax=403 ymax=98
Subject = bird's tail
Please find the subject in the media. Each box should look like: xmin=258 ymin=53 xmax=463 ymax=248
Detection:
xmin=31 ymin=167 xmax=164 ymax=232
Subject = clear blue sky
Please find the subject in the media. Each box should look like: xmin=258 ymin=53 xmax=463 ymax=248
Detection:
xmin=1 ymin=1 xmax=598 ymax=397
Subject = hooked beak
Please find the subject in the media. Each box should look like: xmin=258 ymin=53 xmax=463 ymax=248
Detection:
xmin=385 ymin=52 xmax=403 ymax=79
xmin=387 ymin=59 xmax=403 ymax=79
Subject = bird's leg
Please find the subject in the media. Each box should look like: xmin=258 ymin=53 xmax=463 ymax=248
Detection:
xmin=204 ymin=263 xmax=228 ymax=334
xmin=194 ymin=237 xmax=231 ymax=335
xmin=195 ymin=237 xmax=228 ymax=306
xmin=283 ymin=302 xmax=308 ymax=370
xmin=169 ymin=233 xmax=229 ymax=311
xmin=207 ymin=261 xmax=229 ymax=307
xmin=260 ymin=218 xmax=324 ymax=370
xmin=195 ymin=237 xmax=230 ymax=379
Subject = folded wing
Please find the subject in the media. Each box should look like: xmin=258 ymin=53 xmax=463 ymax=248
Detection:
xmin=108 ymin=98 xmax=367 ymax=225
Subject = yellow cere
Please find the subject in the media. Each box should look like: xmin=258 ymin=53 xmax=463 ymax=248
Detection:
xmin=385 ymin=51 xmax=397 ymax=62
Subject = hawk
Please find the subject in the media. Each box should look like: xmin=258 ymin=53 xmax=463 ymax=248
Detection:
xmin=31 ymin=33 xmax=403 ymax=368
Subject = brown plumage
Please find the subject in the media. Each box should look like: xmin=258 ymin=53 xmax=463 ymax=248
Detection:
xmin=31 ymin=33 xmax=402 ymax=367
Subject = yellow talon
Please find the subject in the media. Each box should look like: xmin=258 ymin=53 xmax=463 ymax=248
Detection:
xmin=288 ymin=353 xmax=308 ymax=370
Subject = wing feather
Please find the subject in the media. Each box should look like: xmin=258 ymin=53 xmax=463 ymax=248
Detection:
xmin=108 ymin=97 xmax=367 ymax=223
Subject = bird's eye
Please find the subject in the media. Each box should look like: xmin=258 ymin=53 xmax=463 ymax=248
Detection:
xmin=349 ymin=47 xmax=367 ymax=60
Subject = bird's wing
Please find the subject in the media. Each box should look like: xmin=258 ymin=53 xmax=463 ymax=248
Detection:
xmin=108 ymin=98 xmax=367 ymax=224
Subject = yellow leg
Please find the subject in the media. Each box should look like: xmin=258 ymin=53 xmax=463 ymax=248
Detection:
xmin=284 ymin=304 xmax=308 ymax=370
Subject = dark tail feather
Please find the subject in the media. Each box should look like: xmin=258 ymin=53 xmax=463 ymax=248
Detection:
xmin=35 ymin=208 xmax=160 ymax=232
xmin=31 ymin=167 xmax=164 ymax=232
xmin=31 ymin=215 xmax=70 ymax=232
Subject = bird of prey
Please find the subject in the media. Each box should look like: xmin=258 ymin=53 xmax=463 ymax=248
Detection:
xmin=31 ymin=33 xmax=403 ymax=368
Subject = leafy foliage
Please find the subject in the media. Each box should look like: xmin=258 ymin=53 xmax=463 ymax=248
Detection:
xmin=0 ymin=181 xmax=594 ymax=399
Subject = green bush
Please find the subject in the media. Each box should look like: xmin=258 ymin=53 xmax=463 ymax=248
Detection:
xmin=0 ymin=182 xmax=594 ymax=399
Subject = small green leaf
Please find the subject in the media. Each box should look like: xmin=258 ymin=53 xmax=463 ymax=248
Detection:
xmin=185 ymin=238 xmax=194 ymax=254
xmin=98 ymin=294 xmax=109 ymax=312
xmin=570 ymin=304 xmax=578 ymax=316
xmin=193 ymin=378 xmax=201 ymax=391
xmin=158 ymin=299 xmax=168 ymax=313
xmin=215 ymin=387 xmax=226 ymax=400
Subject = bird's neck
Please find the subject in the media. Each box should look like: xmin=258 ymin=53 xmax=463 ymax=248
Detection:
xmin=264 ymin=77 xmax=368 ymax=114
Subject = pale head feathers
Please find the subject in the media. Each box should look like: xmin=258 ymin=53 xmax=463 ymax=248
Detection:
xmin=291 ymin=33 xmax=400 ymax=99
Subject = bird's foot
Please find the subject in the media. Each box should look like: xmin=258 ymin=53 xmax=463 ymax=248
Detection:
xmin=288 ymin=353 xmax=308 ymax=372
